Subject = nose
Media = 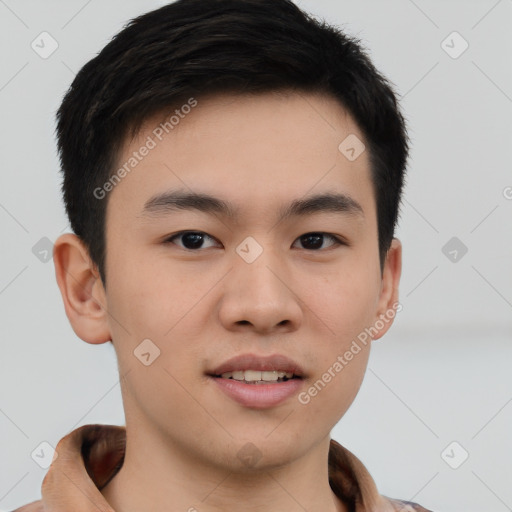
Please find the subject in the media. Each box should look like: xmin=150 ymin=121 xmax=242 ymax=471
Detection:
xmin=217 ymin=243 xmax=303 ymax=335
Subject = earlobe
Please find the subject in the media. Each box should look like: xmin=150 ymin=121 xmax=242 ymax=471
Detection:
xmin=372 ymin=238 xmax=402 ymax=341
xmin=53 ymin=233 xmax=112 ymax=345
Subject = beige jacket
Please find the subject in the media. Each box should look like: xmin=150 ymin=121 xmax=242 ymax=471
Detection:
xmin=13 ymin=424 xmax=433 ymax=512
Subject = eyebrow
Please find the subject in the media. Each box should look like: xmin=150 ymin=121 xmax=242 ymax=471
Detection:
xmin=141 ymin=189 xmax=364 ymax=223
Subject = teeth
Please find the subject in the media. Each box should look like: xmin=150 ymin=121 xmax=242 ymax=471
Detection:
xmin=262 ymin=371 xmax=278 ymax=382
xmin=245 ymin=370 xmax=261 ymax=382
xmin=220 ymin=370 xmax=295 ymax=382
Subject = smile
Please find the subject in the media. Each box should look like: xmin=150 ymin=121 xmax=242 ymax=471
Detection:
xmin=218 ymin=370 xmax=296 ymax=383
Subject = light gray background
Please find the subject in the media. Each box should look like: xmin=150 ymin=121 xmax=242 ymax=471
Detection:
xmin=1 ymin=1 xmax=511 ymax=511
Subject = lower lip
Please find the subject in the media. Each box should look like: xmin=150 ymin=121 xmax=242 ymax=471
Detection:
xmin=210 ymin=376 xmax=304 ymax=409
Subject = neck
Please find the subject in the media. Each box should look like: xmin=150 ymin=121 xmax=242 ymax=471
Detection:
xmin=100 ymin=419 xmax=347 ymax=512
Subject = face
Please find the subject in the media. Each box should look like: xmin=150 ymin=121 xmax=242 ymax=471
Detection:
xmin=59 ymin=91 xmax=401 ymax=471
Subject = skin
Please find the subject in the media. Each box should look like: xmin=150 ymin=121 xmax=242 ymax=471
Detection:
xmin=53 ymin=91 xmax=402 ymax=512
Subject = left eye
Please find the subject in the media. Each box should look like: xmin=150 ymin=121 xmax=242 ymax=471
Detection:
xmin=292 ymin=232 xmax=344 ymax=250
xmin=164 ymin=231 xmax=345 ymax=251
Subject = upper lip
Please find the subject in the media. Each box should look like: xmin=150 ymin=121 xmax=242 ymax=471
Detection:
xmin=210 ymin=353 xmax=305 ymax=377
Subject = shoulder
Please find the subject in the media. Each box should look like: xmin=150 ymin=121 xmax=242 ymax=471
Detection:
xmin=10 ymin=499 xmax=45 ymax=511
xmin=386 ymin=496 xmax=435 ymax=511
xmin=327 ymin=438 xmax=434 ymax=512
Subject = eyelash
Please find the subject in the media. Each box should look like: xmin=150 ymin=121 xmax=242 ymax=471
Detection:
xmin=163 ymin=231 xmax=347 ymax=252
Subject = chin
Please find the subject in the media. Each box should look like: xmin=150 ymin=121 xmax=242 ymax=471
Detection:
xmin=225 ymin=432 xmax=314 ymax=472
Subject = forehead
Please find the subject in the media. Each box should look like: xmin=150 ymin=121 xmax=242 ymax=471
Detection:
xmin=106 ymin=91 xmax=375 ymax=225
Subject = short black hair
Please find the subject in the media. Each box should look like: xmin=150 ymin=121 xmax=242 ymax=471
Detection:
xmin=56 ymin=0 xmax=409 ymax=286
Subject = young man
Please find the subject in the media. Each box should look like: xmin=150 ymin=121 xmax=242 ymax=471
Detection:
xmin=14 ymin=0 xmax=433 ymax=510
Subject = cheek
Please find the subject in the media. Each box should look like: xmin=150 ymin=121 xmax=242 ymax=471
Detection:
xmin=105 ymin=244 xmax=187 ymax=338
xmin=294 ymin=262 xmax=378 ymax=411
xmin=106 ymin=261 xmax=205 ymax=416
xmin=297 ymin=276 xmax=374 ymax=423
xmin=106 ymin=254 xmax=211 ymax=381
xmin=299 ymin=262 xmax=380 ymax=343
xmin=299 ymin=348 xmax=370 ymax=428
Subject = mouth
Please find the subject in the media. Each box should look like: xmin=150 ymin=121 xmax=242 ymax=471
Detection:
xmin=208 ymin=353 xmax=305 ymax=381
xmin=207 ymin=353 xmax=305 ymax=408
xmin=214 ymin=370 xmax=299 ymax=384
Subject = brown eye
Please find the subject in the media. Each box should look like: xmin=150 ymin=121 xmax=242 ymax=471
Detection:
xmin=165 ymin=231 xmax=219 ymax=250
xmin=293 ymin=232 xmax=344 ymax=250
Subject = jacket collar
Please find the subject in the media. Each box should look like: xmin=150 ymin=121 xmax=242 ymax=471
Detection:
xmin=37 ymin=423 xmax=422 ymax=512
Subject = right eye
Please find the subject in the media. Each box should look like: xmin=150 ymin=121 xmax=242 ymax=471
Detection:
xmin=163 ymin=231 xmax=220 ymax=251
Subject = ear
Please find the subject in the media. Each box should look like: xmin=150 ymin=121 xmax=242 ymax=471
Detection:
xmin=372 ymin=238 xmax=402 ymax=341
xmin=53 ymin=233 xmax=111 ymax=344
